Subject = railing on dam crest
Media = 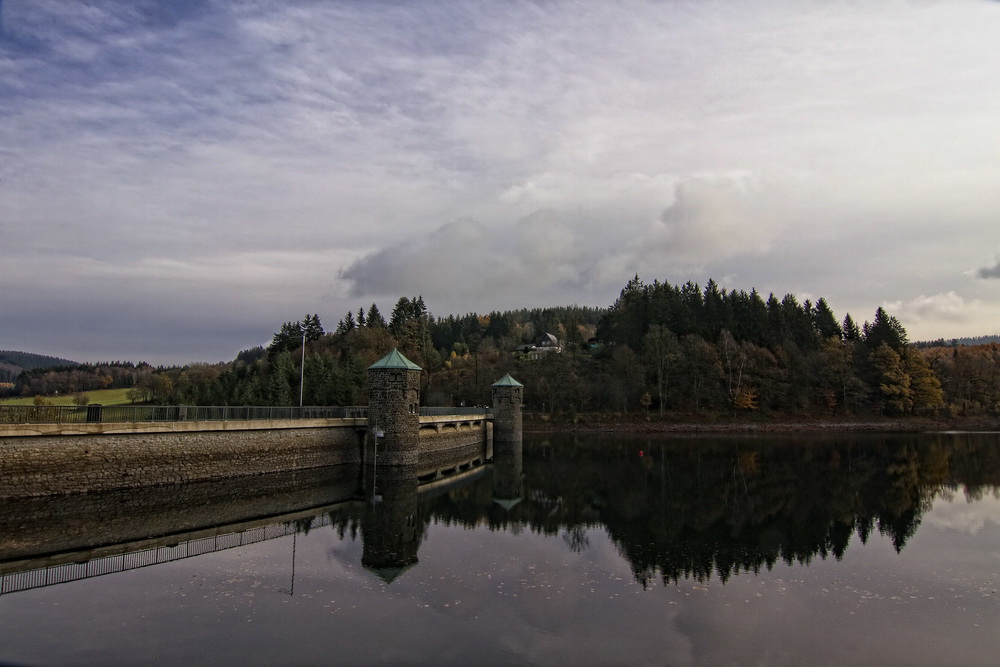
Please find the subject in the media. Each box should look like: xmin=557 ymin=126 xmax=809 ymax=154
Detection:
xmin=0 ymin=404 xmax=369 ymax=425
xmin=0 ymin=404 xmax=491 ymax=425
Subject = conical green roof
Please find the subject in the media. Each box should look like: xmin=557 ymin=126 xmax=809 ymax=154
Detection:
xmin=492 ymin=373 xmax=523 ymax=387
xmin=493 ymin=497 xmax=523 ymax=510
xmin=364 ymin=561 xmax=418 ymax=584
xmin=369 ymin=349 xmax=421 ymax=371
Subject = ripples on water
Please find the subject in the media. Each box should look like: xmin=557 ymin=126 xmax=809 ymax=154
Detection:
xmin=1 ymin=432 xmax=999 ymax=666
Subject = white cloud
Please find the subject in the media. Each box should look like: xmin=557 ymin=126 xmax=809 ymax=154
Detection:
xmin=884 ymin=292 xmax=977 ymax=326
xmin=926 ymin=493 xmax=1000 ymax=535
xmin=639 ymin=174 xmax=780 ymax=266
xmin=341 ymin=174 xmax=794 ymax=313
xmin=340 ymin=214 xmax=607 ymax=313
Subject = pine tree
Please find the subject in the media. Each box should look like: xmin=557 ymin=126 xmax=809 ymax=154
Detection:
xmin=269 ymin=321 xmax=303 ymax=355
xmin=302 ymin=314 xmax=324 ymax=342
xmin=264 ymin=351 xmax=295 ymax=406
xmin=389 ymin=297 xmax=412 ymax=337
xmin=863 ymin=307 xmax=908 ymax=353
xmin=366 ymin=303 xmax=387 ymax=328
xmin=813 ymin=298 xmax=843 ymax=340
xmin=842 ymin=314 xmax=862 ymax=341
xmin=336 ymin=311 xmax=356 ymax=335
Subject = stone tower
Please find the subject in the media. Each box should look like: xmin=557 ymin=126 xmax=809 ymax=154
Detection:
xmin=361 ymin=466 xmax=421 ymax=583
xmin=492 ymin=373 xmax=523 ymax=447
xmin=367 ymin=349 xmax=422 ymax=467
xmin=491 ymin=374 xmax=523 ymax=502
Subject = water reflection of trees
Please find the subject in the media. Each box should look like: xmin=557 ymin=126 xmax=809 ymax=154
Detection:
xmin=325 ymin=434 xmax=1000 ymax=588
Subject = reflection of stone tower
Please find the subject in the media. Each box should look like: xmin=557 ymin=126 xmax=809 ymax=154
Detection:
xmin=367 ymin=349 xmax=422 ymax=467
xmin=491 ymin=374 xmax=523 ymax=504
xmin=361 ymin=466 xmax=420 ymax=583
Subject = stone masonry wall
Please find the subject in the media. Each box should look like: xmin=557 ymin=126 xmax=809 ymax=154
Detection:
xmin=366 ymin=368 xmax=421 ymax=466
xmin=417 ymin=422 xmax=492 ymax=477
xmin=0 ymin=426 xmax=363 ymax=500
xmin=492 ymin=386 xmax=523 ymax=455
xmin=0 ymin=465 xmax=360 ymax=564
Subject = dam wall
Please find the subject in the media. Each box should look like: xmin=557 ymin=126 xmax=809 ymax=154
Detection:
xmin=0 ymin=350 xmax=518 ymax=502
xmin=0 ymin=465 xmax=360 ymax=566
xmin=416 ymin=417 xmax=493 ymax=478
xmin=0 ymin=423 xmax=365 ymax=500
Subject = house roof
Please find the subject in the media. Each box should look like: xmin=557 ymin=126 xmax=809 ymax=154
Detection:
xmin=492 ymin=373 xmax=524 ymax=388
xmin=369 ymin=348 xmax=421 ymax=371
xmin=538 ymin=333 xmax=560 ymax=346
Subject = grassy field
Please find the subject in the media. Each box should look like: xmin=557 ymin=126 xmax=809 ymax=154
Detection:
xmin=0 ymin=387 xmax=135 ymax=406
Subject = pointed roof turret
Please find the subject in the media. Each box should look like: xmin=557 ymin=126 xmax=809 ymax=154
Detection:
xmin=492 ymin=373 xmax=523 ymax=388
xmin=364 ymin=562 xmax=418 ymax=584
xmin=493 ymin=497 xmax=523 ymax=511
xmin=369 ymin=348 xmax=421 ymax=371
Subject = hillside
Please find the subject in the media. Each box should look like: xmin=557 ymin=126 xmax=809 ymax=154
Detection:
xmin=914 ymin=335 xmax=1000 ymax=348
xmin=0 ymin=351 xmax=79 ymax=382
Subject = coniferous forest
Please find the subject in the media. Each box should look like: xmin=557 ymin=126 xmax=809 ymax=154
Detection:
xmin=6 ymin=276 xmax=1000 ymax=421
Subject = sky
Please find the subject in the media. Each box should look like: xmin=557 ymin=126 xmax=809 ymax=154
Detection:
xmin=2 ymin=0 xmax=1000 ymax=366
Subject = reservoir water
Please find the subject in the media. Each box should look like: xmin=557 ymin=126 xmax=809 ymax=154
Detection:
xmin=1 ymin=431 xmax=998 ymax=666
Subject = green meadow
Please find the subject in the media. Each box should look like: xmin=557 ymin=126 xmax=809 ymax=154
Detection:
xmin=0 ymin=388 xmax=135 ymax=406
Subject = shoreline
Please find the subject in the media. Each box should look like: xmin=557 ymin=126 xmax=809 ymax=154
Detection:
xmin=522 ymin=414 xmax=1000 ymax=434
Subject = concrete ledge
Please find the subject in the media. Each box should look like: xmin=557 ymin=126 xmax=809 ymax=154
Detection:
xmin=0 ymin=417 xmax=368 ymax=438
xmin=418 ymin=414 xmax=487 ymax=425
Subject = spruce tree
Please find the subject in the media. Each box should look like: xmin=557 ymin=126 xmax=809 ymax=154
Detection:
xmin=366 ymin=303 xmax=387 ymax=328
xmin=813 ymin=298 xmax=843 ymax=340
xmin=863 ymin=307 xmax=908 ymax=353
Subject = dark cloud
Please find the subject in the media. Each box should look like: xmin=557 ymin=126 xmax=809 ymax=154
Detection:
xmin=978 ymin=259 xmax=1000 ymax=280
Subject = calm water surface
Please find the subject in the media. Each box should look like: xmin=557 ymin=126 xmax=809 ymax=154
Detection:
xmin=1 ymin=432 xmax=999 ymax=666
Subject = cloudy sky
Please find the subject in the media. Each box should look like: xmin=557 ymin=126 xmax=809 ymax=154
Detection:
xmin=2 ymin=0 xmax=1000 ymax=365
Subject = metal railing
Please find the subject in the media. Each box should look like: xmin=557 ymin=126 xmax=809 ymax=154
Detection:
xmin=1 ymin=513 xmax=333 ymax=596
xmin=0 ymin=404 xmax=495 ymax=425
xmin=419 ymin=406 xmax=492 ymax=417
xmin=0 ymin=404 xmax=368 ymax=425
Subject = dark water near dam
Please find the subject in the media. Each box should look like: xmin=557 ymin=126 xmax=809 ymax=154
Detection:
xmin=1 ymin=431 xmax=999 ymax=666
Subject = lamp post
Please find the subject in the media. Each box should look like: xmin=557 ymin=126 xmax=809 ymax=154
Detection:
xmin=299 ymin=331 xmax=306 ymax=408
xmin=371 ymin=425 xmax=384 ymax=504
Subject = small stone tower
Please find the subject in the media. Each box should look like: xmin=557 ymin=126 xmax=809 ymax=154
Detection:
xmin=361 ymin=466 xmax=421 ymax=582
xmin=367 ymin=349 xmax=422 ymax=467
xmin=491 ymin=373 xmax=523 ymax=502
xmin=492 ymin=373 xmax=523 ymax=446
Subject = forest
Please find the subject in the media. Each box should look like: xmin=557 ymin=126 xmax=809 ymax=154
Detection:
xmin=6 ymin=276 xmax=1000 ymax=420
xmin=0 ymin=351 xmax=79 ymax=384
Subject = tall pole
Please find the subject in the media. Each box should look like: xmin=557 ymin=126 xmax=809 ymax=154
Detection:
xmin=299 ymin=331 xmax=306 ymax=408
xmin=372 ymin=424 xmax=379 ymax=504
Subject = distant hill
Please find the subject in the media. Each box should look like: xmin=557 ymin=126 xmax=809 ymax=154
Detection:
xmin=0 ymin=350 xmax=79 ymax=382
xmin=913 ymin=335 xmax=1000 ymax=348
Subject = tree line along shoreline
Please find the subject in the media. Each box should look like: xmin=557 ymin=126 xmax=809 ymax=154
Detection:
xmin=4 ymin=276 xmax=1000 ymax=426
